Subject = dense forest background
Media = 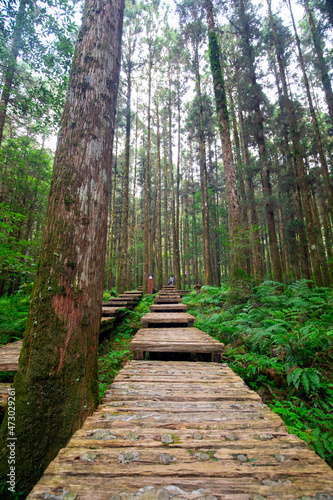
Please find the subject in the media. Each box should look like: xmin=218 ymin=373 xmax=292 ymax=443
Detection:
xmin=1 ymin=0 xmax=333 ymax=297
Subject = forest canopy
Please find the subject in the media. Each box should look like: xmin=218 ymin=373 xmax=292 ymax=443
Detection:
xmin=0 ymin=0 xmax=332 ymax=294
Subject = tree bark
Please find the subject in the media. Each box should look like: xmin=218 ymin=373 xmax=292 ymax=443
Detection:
xmin=236 ymin=0 xmax=283 ymax=283
xmin=0 ymin=0 xmax=124 ymax=494
xmin=168 ymin=62 xmax=181 ymax=289
xmin=156 ymin=96 xmax=163 ymax=289
xmin=193 ymin=42 xmax=213 ymax=285
xmin=204 ymin=0 xmax=250 ymax=303
xmin=143 ymin=54 xmax=152 ymax=293
xmin=163 ymin=137 xmax=169 ymax=285
xmin=119 ymin=53 xmax=132 ymax=293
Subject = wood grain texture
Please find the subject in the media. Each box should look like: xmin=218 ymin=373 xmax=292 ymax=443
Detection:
xmin=154 ymin=298 xmax=182 ymax=303
xmin=140 ymin=313 xmax=196 ymax=328
xmin=0 ymin=382 xmax=11 ymax=408
xmin=130 ymin=328 xmax=223 ymax=353
xmin=0 ymin=340 xmax=22 ymax=371
xmin=28 ymin=360 xmax=333 ymax=499
xmin=149 ymin=304 xmax=188 ymax=312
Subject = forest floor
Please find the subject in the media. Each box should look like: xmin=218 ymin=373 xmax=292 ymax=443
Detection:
xmin=1 ymin=282 xmax=332 ymax=469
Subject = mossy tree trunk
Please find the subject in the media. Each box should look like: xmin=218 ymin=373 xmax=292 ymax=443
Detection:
xmin=204 ymin=0 xmax=250 ymax=305
xmin=0 ymin=0 xmax=124 ymax=495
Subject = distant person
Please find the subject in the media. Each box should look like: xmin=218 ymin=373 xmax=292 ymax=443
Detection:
xmin=169 ymin=275 xmax=174 ymax=285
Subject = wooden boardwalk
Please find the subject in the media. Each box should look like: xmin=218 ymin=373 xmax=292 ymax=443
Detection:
xmin=14 ymin=285 xmax=333 ymax=497
xmin=28 ymin=360 xmax=333 ymax=499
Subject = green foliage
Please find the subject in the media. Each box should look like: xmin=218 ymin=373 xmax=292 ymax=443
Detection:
xmin=185 ymin=281 xmax=333 ymax=466
xmin=0 ymin=294 xmax=30 ymax=345
xmin=103 ymin=288 xmax=118 ymax=300
xmin=0 ymin=138 xmax=53 ymax=294
xmin=0 ymin=475 xmax=24 ymax=500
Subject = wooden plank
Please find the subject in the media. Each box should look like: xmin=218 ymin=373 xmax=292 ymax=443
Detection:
xmin=0 ymin=340 xmax=22 ymax=372
xmin=101 ymin=307 xmax=124 ymax=317
xmin=150 ymin=304 xmax=187 ymax=312
xmin=0 ymin=383 xmax=11 ymax=408
xmin=140 ymin=312 xmax=195 ymax=328
xmin=28 ymin=360 xmax=333 ymax=500
xmin=154 ymin=297 xmax=182 ymax=303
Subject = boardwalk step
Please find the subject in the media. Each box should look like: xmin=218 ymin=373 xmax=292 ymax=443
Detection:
xmin=140 ymin=312 xmax=195 ymax=328
xmin=130 ymin=327 xmax=223 ymax=354
xmin=28 ymin=360 xmax=333 ymax=499
xmin=149 ymin=304 xmax=188 ymax=312
xmin=154 ymin=297 xmax=182 ymax=303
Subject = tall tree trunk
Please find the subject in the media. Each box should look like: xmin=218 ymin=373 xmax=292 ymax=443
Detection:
xmin=168 ymin=62 xmax=181 ymax=289
xmin=0 ymin=0 xmax=124 ymax=494
xmin=0 ymin=0 xmax=28 ymax=146
xmin=237 ymin=0 xmax=283 ymax=282
xmin=204 ymin=0 xmax=250 ymax=303
xmin=143 ymin=54 xmax=152 ymax=293
xmin=302 ymin=0 xmax=333 ymax=127
xmin=238 ymin=108 xmax=264 ymax=282
xmin=270 ymin=54 xmax=310 ymax=281
xmin=128 ymin=94 xmax=139 ymax=289
xmin=228 ymin=89 xmax=252 ymax=277
xmin=193 ymin=42 xmax=213 ymax=285
xmin=288 ymin=0 xmax=333 ymax=211
xmin=107 ymin=137 xmax=118 ymax=289
xmin=156 ymin=96 xmax=163 ymax=289
xmin=119 ymin=58 xmax=132 ymax=292
xmin=163 ymin=138 xmax=169 ymax=285
xmin=267 ymin=0 xmax=323 ymax=286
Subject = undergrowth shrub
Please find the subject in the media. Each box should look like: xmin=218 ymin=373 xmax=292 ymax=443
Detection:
xmin=0 ymin=294 xmax=30 ymax=344
xmin=183 ymin=280 xmax=333 ymax=466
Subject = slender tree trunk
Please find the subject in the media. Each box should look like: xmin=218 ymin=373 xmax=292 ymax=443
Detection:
xmin=193 ymin=43 xmax=213 ymax=285
xmin=267 ymin=0 xmax=323 ymax=286
xmin=119 ymin=58 xmax=132 ymax=292
xmin=163 ymin=138 xmax=169 ymax=285
xmin=128 ymin=94 xmax=139 ymax=289
xmin=108 ymin=142 xmax=117 ymax=288
xmin=0 ymin=0 xmax=124 ymax=494
xmin=288 ymin=0 xmax=333 ymax=211
xmin=237 ymin=0 xmax=283 ymax=282
xmin=154 ymin=96 xmax=163 ymax=289
xmin=238 ymin=109 xmax=264 ymax=282
xmin=204 ymin=0 xmax=249 ymax=303
xmin=228 ymin=89 xmax=252 ymax=276
xmin=168 ymin=63 xmax=181 ymax=289
xmin=143 ymin=54 xmax=152 ymax=293
xmin=302 ymin=0 xmax=333 ymax=127
xmin=0 ymin=0 xmax=28 ymax=146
